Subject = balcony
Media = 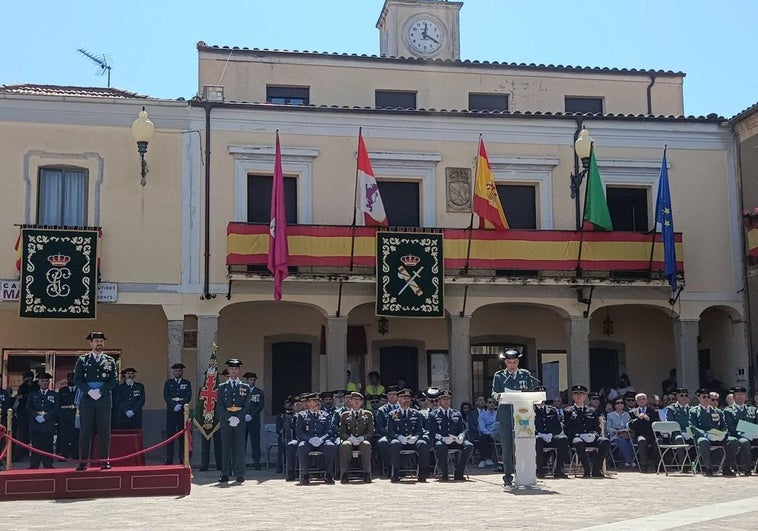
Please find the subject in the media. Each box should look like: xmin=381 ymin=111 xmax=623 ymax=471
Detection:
xmin=227 ymin=223 xmax=683 ymax=287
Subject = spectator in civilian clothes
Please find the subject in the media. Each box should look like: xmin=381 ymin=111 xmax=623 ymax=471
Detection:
xmin=477 ymin=397 xmax=498 ymax=468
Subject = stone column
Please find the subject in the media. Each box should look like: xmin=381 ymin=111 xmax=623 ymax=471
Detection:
xmin=326 ymin=316 xmax=348 ymax=391
xmin=565 ymin=316 xmax=590 ymax=387
xmin=673 ymin=318 xmax=700 ymax=393
xmin=167 ymin=320 xmax=184 ymax=376
xmin=449 ymin=315 xmax=472 ymax=400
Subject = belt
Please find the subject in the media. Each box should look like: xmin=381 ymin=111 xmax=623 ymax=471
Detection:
xmin=226 ymin=407 xmax=242 ymax=412
xmin=36 ymin=411 xmax=46 ymax=415
xmin=172 ymin=398 xmax=184 ymax=402
xmin=61 ymin=405 xmax=76 ymax=409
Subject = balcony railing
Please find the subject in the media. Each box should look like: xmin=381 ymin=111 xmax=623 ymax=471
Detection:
xmin=227 ymin=223 xmax=683 ymax=282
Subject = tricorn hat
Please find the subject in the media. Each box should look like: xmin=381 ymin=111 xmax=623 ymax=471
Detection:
xmin=86 ymin=331 xmax=107 ymax=340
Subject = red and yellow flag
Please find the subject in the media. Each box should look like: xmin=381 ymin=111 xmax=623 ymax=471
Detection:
xmin=473 ymin=137 xmax=508 ymax=230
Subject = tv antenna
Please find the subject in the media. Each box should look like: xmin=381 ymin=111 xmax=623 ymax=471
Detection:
xmin=77 ymin=48 xmax=112 ymax=87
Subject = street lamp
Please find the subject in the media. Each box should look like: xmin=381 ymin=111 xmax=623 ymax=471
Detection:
xmin=131 ymin=106 xmax=155 ymax=186
xmin=570 ymin=128 xmax=593 ymax=229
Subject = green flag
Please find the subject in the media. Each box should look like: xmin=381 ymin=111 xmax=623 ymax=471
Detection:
xmin=582 ymin=147 xmax=613 ymax=231
xmin=193 ymin=342 xmax=220 ymax=440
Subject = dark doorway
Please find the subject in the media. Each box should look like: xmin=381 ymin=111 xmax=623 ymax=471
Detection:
xmin=698 ymin=348 xmax=711 ymax=387
xmin=606 ymin=187 xmax=648 ymax=232
xmin=272 ymin=341 xmax=312 ymax=414
xmin=380 ymin=346 xmax=419 ymax=391
xmin=589 ymin=347 xmax=619 ymax=394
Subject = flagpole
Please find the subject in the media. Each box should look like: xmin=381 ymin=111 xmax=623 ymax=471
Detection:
xmin=349 ymin=128 xmax=362 ymax=271
xmin=575 ymin=143 xmax=594 ymax=277
xmin=463 ymin=134 xmax=481 ymax=276
xmin=647 ymin=146 xmax=667 ymax=279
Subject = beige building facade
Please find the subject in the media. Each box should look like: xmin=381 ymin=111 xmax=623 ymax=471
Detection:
xmin=0 ymin=1 xmax=750 ymax=449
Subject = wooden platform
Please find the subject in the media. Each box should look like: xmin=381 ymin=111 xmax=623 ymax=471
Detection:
xmin=0 ymin=465 xmax=191 ymax=501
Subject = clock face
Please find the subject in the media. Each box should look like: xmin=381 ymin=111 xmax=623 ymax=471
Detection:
xmin=406 ymin=18 xmax=443 ymax=55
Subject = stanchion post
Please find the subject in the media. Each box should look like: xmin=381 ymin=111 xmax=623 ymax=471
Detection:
xmin=6 ymin=408 xmax=13 ymax=471
xmin=183 ymin=404 xmax=190 ymax=469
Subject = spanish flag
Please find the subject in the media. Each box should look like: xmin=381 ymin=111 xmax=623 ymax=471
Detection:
xmin=473 ymin=137 xmax=509 ymax=230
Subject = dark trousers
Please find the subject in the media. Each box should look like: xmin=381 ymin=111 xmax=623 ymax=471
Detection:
xmin=340 ymin=440 xmax=372 ymax=475
xmin=13 ymin=414 xmax=30 ymax=460
xmin=297 ymin=440 xmax=336 ymax=476
xmin=286 ymin=440 xmax=299 ymax=474
xmin=696 ymin=437 xmax=739 ymax=470
xmin=117 ymin=415 xmax=142 ymax=430
xmin=246 ymin=418 xmax=261 ymax=464
xmin=165 ymin=410 xmax=184 ymax=463
xmin=79 ymin=405 xmax=111 ymax=463
xmin=496 ymin=404 xmax=515 ymax=479
xmin=635 ymin=435 xmax=659 ymax=467
xmin=572 ymin=437 xmax=611 ymax=472
xmin=220 ymin=424 xmax=246 ymax=478
xmin=536 ymin=435 xmax=570 ymax=470
xmin=29 ymin=429 xmax=55 ymax=468
xmin=389 ymin=439 xmax=430 ymax=477
xmin=435 ymin=440 xmax=474 ymax=477
xmin=375 ymin=436 xmax=391 ymax=473
xmin=477 ymin=433 xmax=495 ymax=461
xmin=201 ymin=430 xmax=223 ymax=470
xmin=57 ymin=413 xmax=79 ymax=458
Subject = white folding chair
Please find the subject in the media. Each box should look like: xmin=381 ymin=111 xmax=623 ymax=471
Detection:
xmin=651 ymin=421 xmax=693 ymax=475
xmin=262 ymin=423 xmax=279 ymax=469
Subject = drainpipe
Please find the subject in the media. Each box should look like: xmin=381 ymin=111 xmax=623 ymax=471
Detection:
xmin=202 ymin=102 xmax=215 ymax=300
xmin=646 ymin=74 xmax=657 ymax=115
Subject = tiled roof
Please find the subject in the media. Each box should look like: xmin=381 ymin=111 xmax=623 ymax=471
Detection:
xmin=189 ymin=99 xmax=724 ymax=123
xmin=0 ymin=84 xmax=148 ymax=99
xmin=196 ymin=41 xmax=685 ymax=77
xmin=731 ymin=101 xmax=758 ymax=123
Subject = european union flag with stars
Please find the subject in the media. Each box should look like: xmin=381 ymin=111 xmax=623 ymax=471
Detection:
xmin=655 ymin=148 xmax=677 ymax=291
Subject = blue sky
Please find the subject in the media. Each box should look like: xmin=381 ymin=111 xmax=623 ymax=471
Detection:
xmin=2 ymin=0 xmax=755 ymax=118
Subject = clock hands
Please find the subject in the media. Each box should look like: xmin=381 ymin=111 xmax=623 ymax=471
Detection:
xmin=419 ymin=22 xmax=439 ymax=44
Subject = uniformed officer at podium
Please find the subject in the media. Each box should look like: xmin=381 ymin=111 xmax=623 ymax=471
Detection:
xmin=491 ymin=349 xmax=539 ymax=486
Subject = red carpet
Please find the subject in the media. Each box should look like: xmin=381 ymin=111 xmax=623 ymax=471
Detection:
xmin=0 ymin=465 xmax=191 ymax=501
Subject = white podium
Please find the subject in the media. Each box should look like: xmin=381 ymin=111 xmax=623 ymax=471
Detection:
xmin=498 ymin=390 xmax=546 ymax=487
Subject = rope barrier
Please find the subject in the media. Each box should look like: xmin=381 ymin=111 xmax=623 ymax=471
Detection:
xmin=0 ymin=423 xmax=191 ymax=464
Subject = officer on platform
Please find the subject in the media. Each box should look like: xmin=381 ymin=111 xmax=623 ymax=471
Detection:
xmin=115 ymin=368 xmax=145 ymax=429
xmin=217 ymin=359 xmax=252 ymax=483
xmin=26 ymin=372 xmax=59 ymax=469
xmin=163 ymin=363 xmax=192 ymax=465
xmin=429 ymin=389 xmax=474 ymax=481
xmin=74 ymin=331 xmax=118 ymax=471
xmin=491 ymin=348 xmax=540 ymax=486
xmin=57 ymin=372 xmax=79 ymax=458
xmin=243 ymin=371 xmax=265 ymax=470
xmin=13 ymin=370 xmax=37 ymax=461
xmin=533 ymin=385 xmax=569 ymax=478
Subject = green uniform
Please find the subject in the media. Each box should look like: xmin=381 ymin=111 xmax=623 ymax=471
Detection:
xmin=688 ymin=405 xmax=739 ymax=472
xmin=724 ymin=404 xmax=757 ymax=473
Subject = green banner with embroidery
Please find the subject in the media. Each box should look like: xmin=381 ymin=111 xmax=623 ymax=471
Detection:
xmin=376 ymin=232 xmax=444 ymax=317
xmin=20 ymin=228 xmax=98 ymax=319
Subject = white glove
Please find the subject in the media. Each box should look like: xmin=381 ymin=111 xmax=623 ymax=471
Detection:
xmin=173 ymin=404 xmax=182 ymax=412
xmin=580 ymin=433 xmax=596 ymax=443
xmin=707 ymin=432 xmax=725 ymax=442
xmin=228 ymin=416 xmax=240 ymax=427
xmin=397 ymin=435 xmax=406 ymax=444
xmin=435 ymin=433 xmax=442 ymax=441
xmin=88 ymin=389 xmax=101 ymax=400
xmin=74 ymin=416 xmax=80 ymax=429
xmin=245 ymin=414 xmax=252 ymax=422
xmin=35 ymin=415 xmax=45 ymax=423
xmin=538 ymin=433 xmax=553 ymax=443
xmin=443 ymin=435 xmax=455 ymax=445
xmin=309 ymin=436 xmax=323 ymax=447
xmin=456 ymin=434 xmax=465 ymax=444
xmin=681 ymin=431 xmax=692 ymax=440
xmin=125 ymin=410 xmax=134 ymax=418
xmin=406 ymin=435 xmax=418 ymax=445
xmin=355 ymin=435 xmax=364 ymax=444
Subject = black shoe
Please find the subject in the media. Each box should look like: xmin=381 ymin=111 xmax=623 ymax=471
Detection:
xmin=324 ymin=474 xmax=335 ymax=485
xmin=254 ymin=463 xmax=261 ymax=470
xmin=28 ymin=466 xmax=39 ymax=470
xmin=554 ymin=470 xmax=568 ymax=479
xmin=453 ymin=474 xmax=465 ymax=481
xmin=591 ymin=468 xmax=604 ymax=478
xmin=300 ymin=475 xmax=310 ymax=485
xmin=341 ymin=474 xmax=349 ymax=484
xmin=164 ymin=460 xmax=172 ymax=465
xmin=582 ymin=470 xmax=592 ymax=478
xmin=100 ymin=462 xmax=111 ymax=470
xmin=438 ymin=475 xmax=449 ymax=482
xmin=236 ymin=476 xmax=245 ymax=483
xmin=363 ymin=473 xmax=372 ymax=483
xmin=76 ymin=464 xmax=87 ymax=471
xmin=536 ymin=468 xmax=546 ymax=479
xmin=704 ymin=468 xmax=714 ymax=477
xmin=275 ymin=467 xmax=283 ymax=474
xmin=417 ymin=475 xmax=427 ymax=483
xmin=286 ymin=473 xmax=297 ymax=482
xmin=391 ymin=475 xmax=400 ymax=483
xmin=722 ymin=468 xmax=736 ymax=477
xmin=219 ymin=475 xmax=229 ymax=483
xmin=199 ymin=467 xmax=208 ymax=472
xmin=745 ymin=470 xmax=752 ymax=477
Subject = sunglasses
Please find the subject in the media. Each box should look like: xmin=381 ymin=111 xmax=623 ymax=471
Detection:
xmin=486 ymin=400 xmax=496 ymax=404
xmin=614 ymin=401 xmax=624 ymax=405
xmin=677 ymin=394 xmax=688 ymax=397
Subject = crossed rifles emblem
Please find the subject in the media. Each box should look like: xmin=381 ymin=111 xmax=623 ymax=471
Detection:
xmin=397 ymin=254 xmax=424 ymax=296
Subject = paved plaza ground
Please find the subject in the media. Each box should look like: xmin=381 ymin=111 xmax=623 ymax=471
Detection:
xmin=3 ymin=465 xmax=758 ymax=530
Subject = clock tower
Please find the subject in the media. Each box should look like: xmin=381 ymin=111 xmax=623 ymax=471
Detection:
xmin=377 ymin=0 xmax=462 ymax=60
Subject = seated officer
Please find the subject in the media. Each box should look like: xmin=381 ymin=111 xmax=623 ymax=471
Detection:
xmin=533 ymin=385 xmax=569 ymax=478
xmin=338 ymin=392 xmax=373 ymax=483
xmin=564 ymin=384 xmax=610 ymax=478
xmin=388 ymin=388 xmax=430 ymax=483
xmin=724 ymin=386 xmax=756 ymax=475
xmin=285 ymin=394 xmax=304 ymax=481
xmin=429 ymin=389 xmax=474 ymax=481
xmin=373 ymin=385 xmax=400 ymax=477
xmin=295 ymin=392 xmax=337 ymax=485
xmin=664 ymin=387 xmax=693 ymax=464
xmin=689 ymin=388 xmax=739 ymax=476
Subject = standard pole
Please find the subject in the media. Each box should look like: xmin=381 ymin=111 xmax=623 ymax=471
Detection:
xmin=183 ymin=404 xmax=190 ymax=469
xmin=349 ymin=128 xmax=362 ymax=271
xmin=6 ymin=408 xmax=13 ymax=470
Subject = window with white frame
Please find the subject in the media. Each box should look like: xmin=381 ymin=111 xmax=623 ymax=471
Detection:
xmin=595 ymin=158 xmax=665 ymax=232
xmin=488 ymin=156 xmax=559 ymax=230
xmin=37 ymin=167 xmax=88 ymax=226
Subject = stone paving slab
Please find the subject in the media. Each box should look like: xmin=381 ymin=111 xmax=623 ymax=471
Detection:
xmin=2 ymin=468 xmax=758 ymax=530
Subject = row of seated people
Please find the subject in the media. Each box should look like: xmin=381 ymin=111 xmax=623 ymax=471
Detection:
xmin=281 ymin=387 xmax=474 ymax=484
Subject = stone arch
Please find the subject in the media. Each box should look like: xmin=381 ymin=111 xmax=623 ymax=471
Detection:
xmin=698 ymin=305 xmax=749 ymax=391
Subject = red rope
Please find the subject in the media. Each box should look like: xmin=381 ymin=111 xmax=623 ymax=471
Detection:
xmin=0 ymin=424 xmax=191 ymax=464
